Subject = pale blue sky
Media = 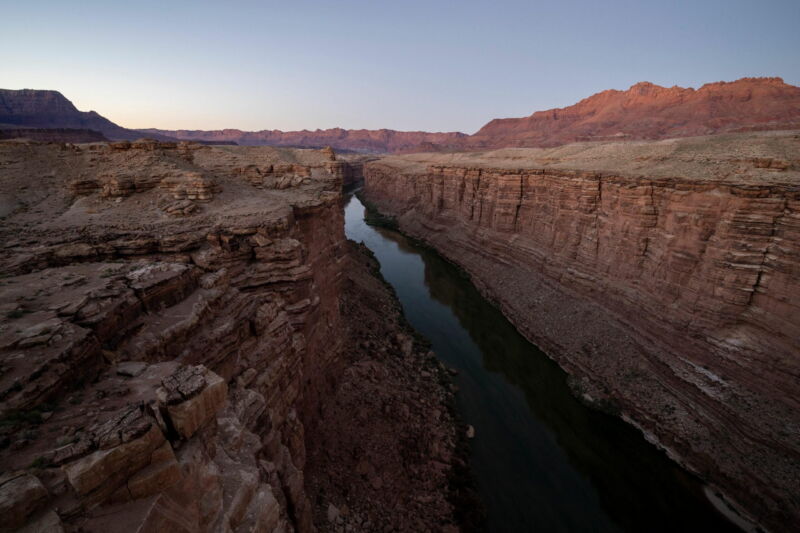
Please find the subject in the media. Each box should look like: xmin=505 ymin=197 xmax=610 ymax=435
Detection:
xmin=2 ymin=0 xmax=798 ymax=133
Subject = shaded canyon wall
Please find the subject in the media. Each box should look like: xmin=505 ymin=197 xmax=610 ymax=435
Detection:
xmin=363 ymin=160 xmax=800 ymax=531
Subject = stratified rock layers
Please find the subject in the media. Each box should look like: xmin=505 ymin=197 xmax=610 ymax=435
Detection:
xmin=1 ymin=140 xmax=462 ymax=532
xmin=363 ymin=139 xmax=800 ymax=531
xmin=0 ymin=192 xmax=345 ymax=530
xmin=0 ymin=141 xmax=379 ymax=532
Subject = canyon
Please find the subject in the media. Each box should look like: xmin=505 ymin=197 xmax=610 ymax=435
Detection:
xmin=0 ymin=140 xmax=464 ymax=532
xmin=0 ymin=77 xmax=798 ymax=533
xmin=362 ymin=130 xmax=800 ymax=532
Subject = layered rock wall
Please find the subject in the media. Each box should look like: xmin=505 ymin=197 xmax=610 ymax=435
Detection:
xmin=0 ymin=142 xmax=346 ymax=531
xmin=362 ymin=136 xmax=800 ymax=531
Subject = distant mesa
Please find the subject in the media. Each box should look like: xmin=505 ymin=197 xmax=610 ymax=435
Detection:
xmin=2 ymin=77 xmax=798 ymax=152
xmin=459 ymin=76 xmax=800 ymax=150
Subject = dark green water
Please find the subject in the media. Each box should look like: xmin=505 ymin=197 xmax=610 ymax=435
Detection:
xmin=344 ymin=194 xmax=741 ymax=533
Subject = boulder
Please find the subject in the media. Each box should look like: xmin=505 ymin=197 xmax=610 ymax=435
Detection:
xmin=63 ymin=405 xmax=165 ymax=498
xmin=0 ymin=472 xmax=49 ymax=530
xmin=157 ymin=365 xmax=227 ymax=439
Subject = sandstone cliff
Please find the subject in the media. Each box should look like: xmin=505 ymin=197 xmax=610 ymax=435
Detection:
xmin=0 ymin=141 xmax=460 ymax=532
xmin=363 ymin=130 xmax=800 ymax=532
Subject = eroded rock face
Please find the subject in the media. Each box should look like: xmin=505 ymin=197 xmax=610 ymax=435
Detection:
xmin=0 ymin=141 xmax=346 ymax=531
xmin=0 ymin=140 xmax=463 ymax=532
xmin=363 ymin=131 xmax=800 ymax=531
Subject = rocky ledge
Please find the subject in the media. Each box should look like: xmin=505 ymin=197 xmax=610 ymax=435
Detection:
xmin=362 ymin=130 xmax=800 ymax=532
xmin=0 ymin=140 xmax=462 ymax=532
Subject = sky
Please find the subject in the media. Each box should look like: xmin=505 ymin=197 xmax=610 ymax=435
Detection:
xmin=2 ymin=0 xmax=798 ymax=134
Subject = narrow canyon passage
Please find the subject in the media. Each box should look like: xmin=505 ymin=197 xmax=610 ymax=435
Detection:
xmin=344 ymin=194 xmax=740 ymax=533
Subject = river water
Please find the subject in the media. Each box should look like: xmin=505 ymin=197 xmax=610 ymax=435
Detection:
xmin=344 ymin=194 xmax=740 ymax=533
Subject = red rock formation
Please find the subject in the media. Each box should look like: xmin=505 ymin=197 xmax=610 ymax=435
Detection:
xmin=362 ymin=131 xmax=800 ymax=532
xmin=0 ymin=141 xmax=460 ymax=532
xmin=462 ymin=77 xmax=800 ymax=149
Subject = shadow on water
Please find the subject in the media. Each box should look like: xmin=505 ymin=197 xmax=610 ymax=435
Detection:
xmin=344 ymin=195 xmax=740 ymax=533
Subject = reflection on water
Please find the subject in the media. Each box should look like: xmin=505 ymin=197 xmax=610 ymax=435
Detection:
xmin=344 ymin=195 xmax=739 ymax=533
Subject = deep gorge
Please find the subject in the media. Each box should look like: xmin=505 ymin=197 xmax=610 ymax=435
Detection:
xmin=0 ymin=133 xmax=797 ymax=533
xmin=345 ymin=193 xmax=742 ymax=532
xmin=360 ymin=134 xmax=800 ymax=532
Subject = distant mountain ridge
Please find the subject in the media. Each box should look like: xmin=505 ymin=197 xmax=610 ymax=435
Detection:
xmin=459 ymin=77 xmax=800 ymax=150
xmin=139 ymin=127 xmax=468 ymax=154
xmin=2 ymin=77 xmax=798 ymax=152
xmin=0 ymin=88 xmax=466 ymax=152
xmin=0 ymin=89 xmax=167 ymax=141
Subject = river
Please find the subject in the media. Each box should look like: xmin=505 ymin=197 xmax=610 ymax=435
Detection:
xmin=344 ymin=193 xmax=740 ymax=533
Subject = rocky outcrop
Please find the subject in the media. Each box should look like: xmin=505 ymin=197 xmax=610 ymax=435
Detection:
xmin=0 ymin=141 xmax=344 ymax=532
xmin=325 ymin=156 xmax=374 ymax=188
xmin=362 ymin=131 xmax=800 ymax=532
xmin=0 ymin=140 xmax=462 ymax=532
xmin=458 ymin=77 xmax=800 ymax=150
